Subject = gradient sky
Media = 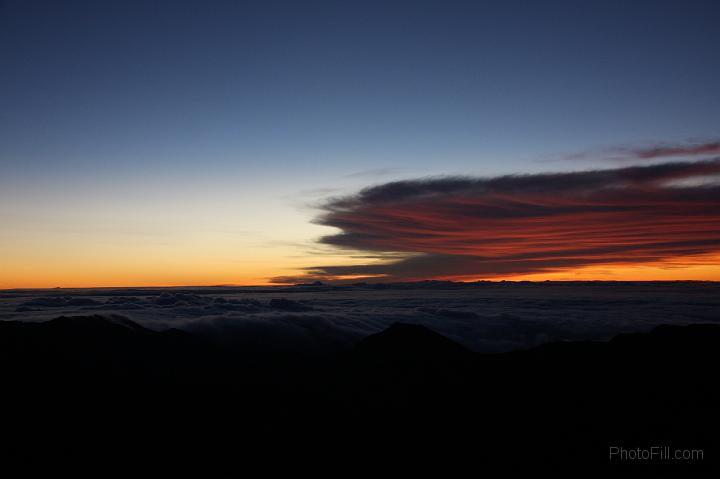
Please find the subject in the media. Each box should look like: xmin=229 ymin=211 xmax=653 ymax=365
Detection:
xmin=1 ymin=0 xmax=719 ymax=287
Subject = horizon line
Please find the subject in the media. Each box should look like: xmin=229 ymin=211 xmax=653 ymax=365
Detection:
xmin=2 ymin=278 xmax=718 ymax=292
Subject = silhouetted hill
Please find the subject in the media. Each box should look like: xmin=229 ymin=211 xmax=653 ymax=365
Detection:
xmin=0 ymin=314 xmax=231 ymax=421
xmin=0 ymin=314 xmax=193 ymax=348
xmin=0 ymin=315 xmax=718 ymax=475
xmin=353 ymin=322 xmax=470 ymax=358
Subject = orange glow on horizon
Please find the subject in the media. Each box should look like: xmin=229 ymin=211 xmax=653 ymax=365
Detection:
xmin=2 ymin=261 xmax=718 ymax=289
xmin=273 ymin=254 xmax=720 ymax=285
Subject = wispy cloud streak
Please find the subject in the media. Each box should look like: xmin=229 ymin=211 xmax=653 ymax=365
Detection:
xmin=562 ymin=139 xmax=720 ymax=163
xmin=629 ymin=141 xmax=720 ymax=159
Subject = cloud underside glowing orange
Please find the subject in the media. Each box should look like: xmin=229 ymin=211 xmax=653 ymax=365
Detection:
xmin=275 ymin=159 xmax=720 ymax=283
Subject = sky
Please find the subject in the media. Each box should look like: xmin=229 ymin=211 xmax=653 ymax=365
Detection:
xmin=1 ymin=0 xmax=719 ymax=288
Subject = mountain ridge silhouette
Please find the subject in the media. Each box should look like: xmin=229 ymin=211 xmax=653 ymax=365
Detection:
xmin=1 ymin=314 xmax=717 ymax=474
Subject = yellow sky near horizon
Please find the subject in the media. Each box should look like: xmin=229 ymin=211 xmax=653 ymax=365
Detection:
xmin=3 ymin=252 xmax=718 ymax=289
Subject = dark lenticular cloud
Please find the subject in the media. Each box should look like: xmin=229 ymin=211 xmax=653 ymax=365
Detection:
xmin=274 ymin=159 xmax=720 ymax=283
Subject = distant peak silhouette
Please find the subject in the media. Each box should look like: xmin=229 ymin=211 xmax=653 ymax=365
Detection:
xmin=354 ymin=322 xmax=469 ymax=358
xmin=48 ymin=314 xmax=147 ymax=332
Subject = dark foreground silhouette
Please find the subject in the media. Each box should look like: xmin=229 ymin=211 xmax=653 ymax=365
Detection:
xmin=1 ymin=315 xmax=717 ymax=475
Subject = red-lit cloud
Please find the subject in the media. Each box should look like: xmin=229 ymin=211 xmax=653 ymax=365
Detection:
xmin=275 ymin=159 xmax=720 ymax=283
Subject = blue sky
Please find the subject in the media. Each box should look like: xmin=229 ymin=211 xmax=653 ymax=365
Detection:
xmin=1 ymin=0 xmax=719 ymax=286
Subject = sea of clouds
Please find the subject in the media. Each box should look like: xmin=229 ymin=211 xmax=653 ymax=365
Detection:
xmin=1 ymin=282 xmax=718 ymax=353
